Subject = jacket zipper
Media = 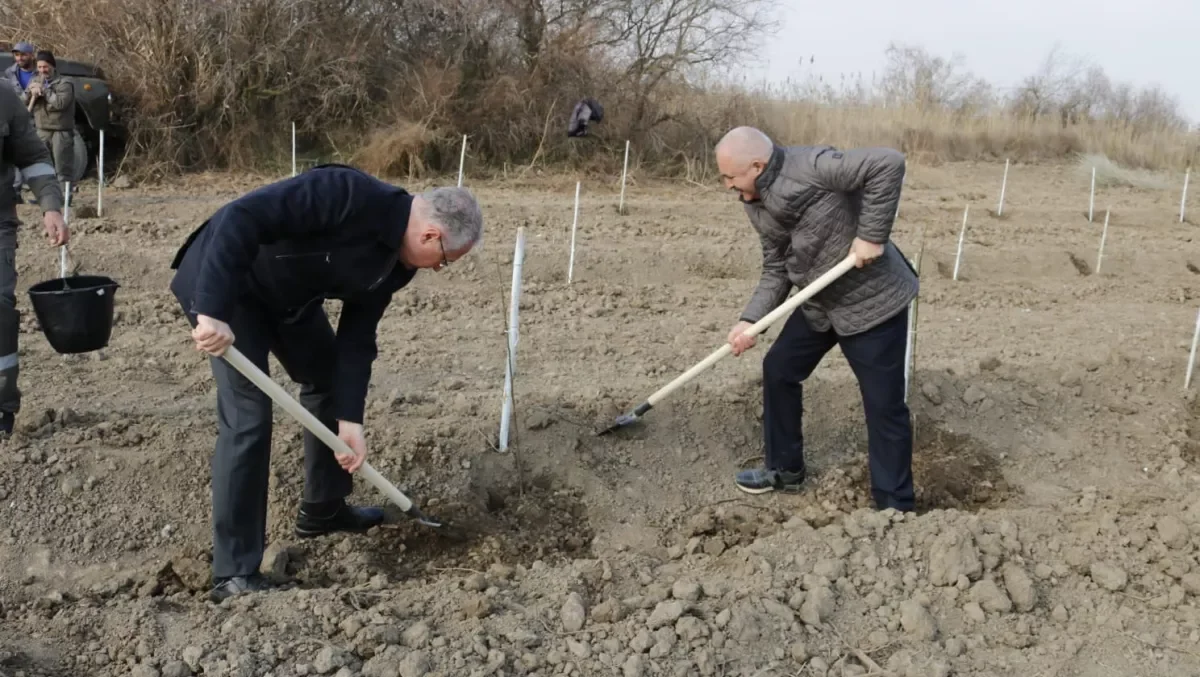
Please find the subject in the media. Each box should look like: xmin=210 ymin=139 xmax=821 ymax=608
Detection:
xmin=368 ymin=254 xmax=398 ymax=291
xmin=275 ymin=252 xmax=331 ymax=262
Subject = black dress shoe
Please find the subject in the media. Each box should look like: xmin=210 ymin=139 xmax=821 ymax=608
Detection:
xmin=209 ymin=574 xmax=275 ymax=603
xmin=295 ymin=500 xmax=385 ymax=538
xmin=0 ymin=412 xmax=14 ymax=437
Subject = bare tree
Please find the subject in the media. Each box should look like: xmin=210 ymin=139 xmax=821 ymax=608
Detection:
xmin=1059 ymin=65 xmax=1112 ymax=125
xmin=877 ymin=43 xmax=994 ymax=115
xmin=1008 ymin=44 xmax=1087 ymax=123
xmin=589 ymin=0 xmax=778 ymax=131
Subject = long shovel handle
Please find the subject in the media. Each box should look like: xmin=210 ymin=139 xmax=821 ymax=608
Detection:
xmin=643 ymin=252 xmax=858 ymax=409
xmin=220 ymin=345 xmax=416 ymax=513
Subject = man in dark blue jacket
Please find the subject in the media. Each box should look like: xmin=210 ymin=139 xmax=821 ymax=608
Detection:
xmin=169 ymin=164 xmax=483 ymax=602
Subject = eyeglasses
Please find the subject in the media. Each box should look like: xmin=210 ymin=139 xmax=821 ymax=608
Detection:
xmin=438 ymin=238 xmax=449 ymax=269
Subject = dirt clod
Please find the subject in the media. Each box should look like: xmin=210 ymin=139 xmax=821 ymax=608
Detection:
xmin=0 ymin=166 xmax=1193 ymax=677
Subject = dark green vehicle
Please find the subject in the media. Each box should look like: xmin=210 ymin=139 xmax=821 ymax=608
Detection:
xmin=0 ymin=51 xmax=119 ymax=182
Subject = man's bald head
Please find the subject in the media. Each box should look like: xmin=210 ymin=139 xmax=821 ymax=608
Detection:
xmin=715 ymin=126 xmax=775 ymax=202
xmin=716 ymin=126 xmax=774 ymax=166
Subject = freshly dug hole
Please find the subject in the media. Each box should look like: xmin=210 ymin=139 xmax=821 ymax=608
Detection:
xmin=300 ymin=477 xmax=598 ymax=586
xmin=812 ymin=415 xmax=1016 ymax=514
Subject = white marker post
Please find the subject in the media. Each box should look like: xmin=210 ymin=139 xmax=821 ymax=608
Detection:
xmin=904 ymin=296 xmax=915 ymax=403
xmin=568 ymin=181 xmax=581 ymax=284
xmin=997 ymin=158 xmax=1009 ymax=216
xmin=1186 ymin=306 xmax=1200 ymax=391
xmin=291 ymin=122 xmax=297 ymax=177
xmin=457 ymin=134 xmax=467 ymax=188
xmin=952 ymin=205 xmax=969 ymax=281
xmin=1089 ymin=166 xmax=1096 ymax=222
xmin=499 ymin=227 xmax=526 ymax=452
xmin=618 ymin=140 xmax=630 ymax=214
xmin=97 ymin=127 xmax=105 ymax=218
xmin=1096 ymin=209 xmax=1110 ymax=274
xmin=98 ymin=93 xmax=110 ymax=218
xmin=903 ymin=239 xmax=925 ymax=404
xmin=1181 ymin=168 xmax=1191 ymax=224
xmin=60 ymin=180 xmax=71 ymax=278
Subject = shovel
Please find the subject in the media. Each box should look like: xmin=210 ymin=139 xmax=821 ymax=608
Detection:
xmin=597 ymin=252 xmax=859 ymax=435
xmin=220 ymin=345 xmax=444 ymax=529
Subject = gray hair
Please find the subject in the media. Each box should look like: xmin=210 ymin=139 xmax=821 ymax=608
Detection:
xmin=420 ymin=186 xmax=483 ymax=250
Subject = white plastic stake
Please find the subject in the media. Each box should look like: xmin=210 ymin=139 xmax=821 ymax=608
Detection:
xmin=457 ymin=134 xmax=467 ymax=188
xmin=952 ymin=205 xmax=969 ymax=281
xmin=291 ymin=122 xmax=297 ymax=177
xmin=1181 ymin=168 xmax=1190 ymax=223
xmin=499 ymin=227 xmax=526 ymax=452
xmin=618 ymin=140 xmax=630 ymax=214
xmin=99 ymin=93 xmax=110 ymax=218
xmin=1096 ymin=209 xmax=1110 ymax=274
xmin=997 ymin=158 xmax=1009 ymax=216
xmin=903 ymin=302 xmax=914 ymax=403
xmin=568 ymin=181 xmax=581 ymax=284
xmin=1186 ymin=306 xmax=1200 ymax=390
xmin=1089 ymin=166 xmax=1096 ymax=222
xmin=60 ymin=180 xmax=71 ymax=278
xmin=97 ymin=128 xmax=105 ymax=218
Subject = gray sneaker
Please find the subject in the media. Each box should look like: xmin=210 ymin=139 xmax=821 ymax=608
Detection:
xmin=209 ymin=574 xmax=276 ymax=603
xmin=735 ymin=468 xmax=806 ymax=495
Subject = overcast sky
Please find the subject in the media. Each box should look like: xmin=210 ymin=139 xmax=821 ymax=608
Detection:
xmin=743 ymin=0 xmax=1199 ymax=124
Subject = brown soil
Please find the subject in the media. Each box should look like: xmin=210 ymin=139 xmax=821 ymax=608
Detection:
xmin=2 ymin=161 xmax=1200 ymax=676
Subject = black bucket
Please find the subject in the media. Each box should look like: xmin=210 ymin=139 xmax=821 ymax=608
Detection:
xmin=28 ymin=275 xmax=120 ymax=354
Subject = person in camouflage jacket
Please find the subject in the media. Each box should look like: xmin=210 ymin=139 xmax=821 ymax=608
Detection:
xmin=24 ymin=51 xmax=74 ymax=189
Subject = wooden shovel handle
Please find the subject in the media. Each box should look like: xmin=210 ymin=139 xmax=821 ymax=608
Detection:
xmin=644 ymin=253 xmax=858 ymax=408
xmin=221 ymin=345 xmax=416 ymax=512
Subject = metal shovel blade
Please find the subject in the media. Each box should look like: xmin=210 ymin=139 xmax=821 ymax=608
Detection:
xmin=221 ymin=345 xmax=448 ymax=531
xmin=594 ymin=253 xmax=860 ymax=438
xmin=405 ymin=505 xmax=443 ymax=528
xmin=596 ymin=403 xmax=651 ymax=436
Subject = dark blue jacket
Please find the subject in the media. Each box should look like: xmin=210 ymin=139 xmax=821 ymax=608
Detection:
xmin=170 ymin=164 xmax=418 ymax=424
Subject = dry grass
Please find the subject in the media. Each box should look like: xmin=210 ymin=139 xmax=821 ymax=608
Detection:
xmin=1078 ymin=153 xmax=1176 ymax=190
xmin=693 ymin=90 xmax=1199 ymax=175
xmin=0 ymin=0 xmax=1193 ymax=179
xmin=353 ymin=122 xmax=446 ymax=180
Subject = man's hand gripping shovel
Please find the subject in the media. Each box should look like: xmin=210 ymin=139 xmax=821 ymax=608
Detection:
xmin=597 ymin=252 xmax=859 ymax=436
xmin=220 ymin=345 xmax=452 ymax=532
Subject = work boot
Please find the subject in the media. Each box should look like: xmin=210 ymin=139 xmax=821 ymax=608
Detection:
xmin=209 ymin=573 xmax=275 ymax=603
xmin=294 ymin=499 xmax=384 ymax=538
xmin=734 ymin=467 xmax=806 ymax=495
xmin=0 ymin=412 xmax=14 ymax=437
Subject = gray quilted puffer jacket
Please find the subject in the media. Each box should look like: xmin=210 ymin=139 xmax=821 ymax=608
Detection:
xmin=739 ymin=144 xmax=918 ymax=336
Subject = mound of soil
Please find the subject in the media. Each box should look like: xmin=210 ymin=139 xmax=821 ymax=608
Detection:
xmin=3 ymin=162 xmax=1200 ymax=676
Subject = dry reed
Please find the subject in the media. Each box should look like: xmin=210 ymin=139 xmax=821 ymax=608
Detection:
xmin=0 ymin=0 xmax=1193 ymax=179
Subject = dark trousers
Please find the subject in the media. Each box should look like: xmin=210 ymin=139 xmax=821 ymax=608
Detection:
xmin=762 ymin=307 xmax=914 ymax=511
xmin=199 ymin=298 xmax=353 ymax=578
xmin=0 ymin=220 xmax=20 ymax=415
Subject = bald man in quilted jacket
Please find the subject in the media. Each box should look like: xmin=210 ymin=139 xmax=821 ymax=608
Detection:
xmin=715 ymin=126 xmax=918 ymax=511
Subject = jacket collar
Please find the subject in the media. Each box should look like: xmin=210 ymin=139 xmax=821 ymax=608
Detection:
xmin=746 ymin=144 xmax=785 ymax=203
xmin=381 ymin=191 xmax=413 ymax=251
